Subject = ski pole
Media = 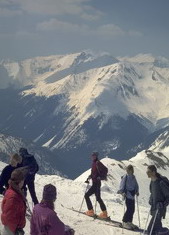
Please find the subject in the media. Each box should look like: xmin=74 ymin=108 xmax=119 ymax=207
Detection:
xmin=149 ymin=209 xmax=159 ymax=235
xmin=142 ymin=209 xmax=150 ymax=235
xmin=78 ymin=180 xmax=89 ymax=215
xmin=26 ymin=200 xmax=32 ymax=215
xmin=136 ymin=196 xmax=141 ymax=229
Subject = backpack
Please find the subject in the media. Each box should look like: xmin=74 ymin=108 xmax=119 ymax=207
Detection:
xmin=96 ymin=161 xmax=108 ymax=180
xmin=159 ymin=176 xmax=169 ymax=188
xmin=150 ymin=175 xmax=169 ymax=202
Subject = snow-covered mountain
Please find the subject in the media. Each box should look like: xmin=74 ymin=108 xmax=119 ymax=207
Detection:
xmin=1 ymin=150 xmax=169 ymax=235
xmin=0 ymin=51 xmax=169 ymax=177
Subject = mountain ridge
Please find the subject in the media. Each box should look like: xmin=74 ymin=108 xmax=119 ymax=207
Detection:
xmin=0 ymin=51 xmax=169 ymax=177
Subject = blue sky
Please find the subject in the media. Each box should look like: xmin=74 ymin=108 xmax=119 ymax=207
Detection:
xmin=0 ymin=0 xmax=169 ymax=60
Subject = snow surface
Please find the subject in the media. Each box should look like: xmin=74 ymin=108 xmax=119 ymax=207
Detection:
xmin=1 ymin=151 xmax=169 ymax=235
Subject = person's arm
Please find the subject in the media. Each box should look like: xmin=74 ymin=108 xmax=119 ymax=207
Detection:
xmin=48 ymin=211 xmax=65 ymax=235
xmin=2 ymin=196 xmax=23 ymax=232
xmin=135 ymin=176 xmax=139 ymax=195
xmin=117 ymin=175 xmax=127 ymax=194
xmin=30 ymin=209 xmax=38 ymax=235
xmin=160 ymin=181 xmax=169 ymax=206
xmin=0 ymin=167 xmax=7 ymax=194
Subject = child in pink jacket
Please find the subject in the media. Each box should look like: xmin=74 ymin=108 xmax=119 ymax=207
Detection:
xmin=30 ymin=184 xmax=74 ymax=235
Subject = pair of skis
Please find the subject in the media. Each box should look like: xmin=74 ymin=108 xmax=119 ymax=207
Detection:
xmin=65 ymin=207 xmax=121 ymax=227
xmin=65 ymin=207 xmax=143 ymax=232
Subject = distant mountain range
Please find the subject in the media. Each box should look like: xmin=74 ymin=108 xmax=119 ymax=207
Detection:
xmin=0 ymin=51 xmax=169 ymax=178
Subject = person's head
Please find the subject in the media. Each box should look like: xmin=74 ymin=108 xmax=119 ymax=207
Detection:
xmin=147 ymin=165 xmax=158 ymax=178
xmin=19 ymin=148 xmax=28 ymax=157
xmin=126 ymin=164 xmax=134 ymax=175
xmin=91 ymin=152 xmax=99 ymax=161
xmin=9 ymin=168 xmax=25 ymax=189
xmin=42 ymin=184 xmax=57 ymax=209
xmin=10 ymin=153 xmax=22 ymax=167
xmin=43 ymin=184 xmax=57 ymax=201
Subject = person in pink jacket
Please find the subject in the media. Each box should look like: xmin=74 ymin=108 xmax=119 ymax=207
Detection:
xmin=30 ymin=184 xmax=74 ymax=235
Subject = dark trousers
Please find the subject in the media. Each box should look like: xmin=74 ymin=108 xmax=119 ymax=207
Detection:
xmin=24 ymin=176 xmax=39 ymax=205
xmin=123 ymin=198 xmax=135 ymax=223
xmin=85 ymin=181 xmax=106 ymax=211
xmin=147 ymin=210 xmax=163 ymax=235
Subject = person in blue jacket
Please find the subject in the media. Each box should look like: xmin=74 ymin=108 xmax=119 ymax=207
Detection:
xmin=117 ymin=164 xmax=139 ymax=230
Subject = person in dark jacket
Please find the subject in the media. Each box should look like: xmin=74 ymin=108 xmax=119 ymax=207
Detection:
xmin=117 ymin=164 xmax=139 ymax=230
xmin=0 ymin=153 xmax=22 ymax=195
xmin=147 ymin=165 xmax=169 ymax=235
xmin=30 ymin=184 xmax=75 ymax=235
xmin=84 ymin=152 xmax=108 ymax=218
xmin=1 ymin=168 xmax=26 ymax=235
xmin=19 ymin=148 xmax=39 ymax=205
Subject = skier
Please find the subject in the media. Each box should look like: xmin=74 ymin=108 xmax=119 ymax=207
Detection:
xmin=147 ymin=165 xmax=169 ymax=235
xmin=84 ymin=152 xmax=108 ymax=218
xmin=117 ymin=164 xmax=139 ymax=230
xmin=19 ymin=148 xmax=39 ymax=205
xmin=1 ymin=168 xmax=26 ymax=235
xmin=0 ymin=153 xmax=22 ymax=195
xmin=30 ymin=184 xmax=75 ymax=235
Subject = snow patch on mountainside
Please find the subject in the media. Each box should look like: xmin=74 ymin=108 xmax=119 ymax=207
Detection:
xmin=18 ymin=53 xmax=169 ymax=131
xmin=0 ymin=133 xmax=62 ymax=175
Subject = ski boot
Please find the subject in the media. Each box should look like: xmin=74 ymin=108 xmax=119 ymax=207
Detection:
xmin=85 ymin=209 xmax=94 ymax=217
xmin=98 ymin=210 xmax=108 ymax=219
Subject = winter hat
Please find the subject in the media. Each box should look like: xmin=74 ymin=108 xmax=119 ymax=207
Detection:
xmin=147 ymin=165 xmax=157 ymax=173
xmin=43 ymin=184 xmax=57 ymax=201
xmin=10 ymin=153 xmax=22 ymax=165
xmin=19 ymin=147 xmax=28 ymax=156
xmin=92 ymin=152 xmax=99 ymax=157
xmin=126 ymin=164 xmax=134 ymax=171
xmin=10 ymin=168 xmax=25 ymax=184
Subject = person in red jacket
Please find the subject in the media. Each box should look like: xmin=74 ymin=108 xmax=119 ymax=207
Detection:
xmin=84 ymin=152 xmax=108 ymax=218
xmin=1 ymin=168 xmax=26 ymax=235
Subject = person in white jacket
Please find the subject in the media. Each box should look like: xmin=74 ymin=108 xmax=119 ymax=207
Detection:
xmin=117 ymin=164 xmax=139 ymax=230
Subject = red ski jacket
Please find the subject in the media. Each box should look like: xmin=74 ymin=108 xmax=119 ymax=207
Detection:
xmin=1 ymin=186 xmax=26 ymax=232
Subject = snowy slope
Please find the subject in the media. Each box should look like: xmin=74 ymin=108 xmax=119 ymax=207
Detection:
xmin=1 ymin=150 xmax=169 ymax=235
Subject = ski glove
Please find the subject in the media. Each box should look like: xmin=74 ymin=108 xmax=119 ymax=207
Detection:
xmin=85 ymin=179 xmax=89 ymax=184
xmin=65 ymin=225 xmax=75 ymax=235
xmin=156 ymin=202 xmax=164 ymax=209
xmin=15 ymin=228 xmax=25 ymax=235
